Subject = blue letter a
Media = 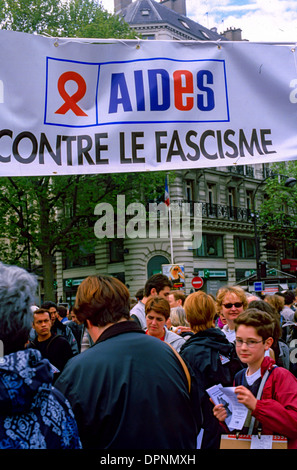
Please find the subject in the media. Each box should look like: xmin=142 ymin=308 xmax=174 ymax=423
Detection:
xmin=109 ymin=73 xmax=132 ymax=113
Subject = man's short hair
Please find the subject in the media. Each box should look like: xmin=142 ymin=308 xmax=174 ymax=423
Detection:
xmin=57 ymin=305 xmax=68 ymax=318
xmin=0 ymin=263 xmax=38 ymax=354
xmin=74 ymin=275 xmax=130 ymax=327
xmin=144 ymin=274 xmax=172 ymax=297
xmin=33 ymin=308 xmax=51 ymax=322
xmin=135 ymin=288 xmax=144 ymax=301
xmin=41 ymin=301 xmax=57 ymax=310
xmin=283 ymin=290 xmax=295 ymax=306
xmin=170 ymin=290 xmax=186 ymax=305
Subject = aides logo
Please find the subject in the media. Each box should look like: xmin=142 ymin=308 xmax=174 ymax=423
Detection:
xmin=55 ymin=71 xmax=88 ymax=117
xmin=44 ymin=58 xmax=99 ymax=128
xmin=44 ymin=57 xmax=229 ymax=128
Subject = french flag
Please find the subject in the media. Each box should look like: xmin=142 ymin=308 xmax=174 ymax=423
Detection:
xmin=165 ymin=175 xmax=170 ymax=206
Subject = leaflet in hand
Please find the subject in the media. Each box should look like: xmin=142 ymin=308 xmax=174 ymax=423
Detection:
xmin=206 ymin=384 xmax=248 ymax=431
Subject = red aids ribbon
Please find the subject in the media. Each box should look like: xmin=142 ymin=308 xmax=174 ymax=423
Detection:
xmin=55 ymin=71 xmax=88 ymax=116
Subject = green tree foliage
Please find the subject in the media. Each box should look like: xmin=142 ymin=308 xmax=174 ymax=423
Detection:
xmin=59 ymin=0 xmax=135 ymax=38
xmin=259 ymin=161 xmax=297 ymax=243
xmin=0 ymin=0 xmax=62 ymax=34
xmin=0 ymin=0 xmax=135 ymax=38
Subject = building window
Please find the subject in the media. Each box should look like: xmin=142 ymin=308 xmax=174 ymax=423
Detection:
xmin=179 ymin=19 xmax=190 ymax=29
xmin=194 ymin=234 xmax=224 ymax=257
xmin=185 ymin=180 xmax=194 ymax=202
xmin=64 ymin=244 xmax=95 ymax=269
xmin=109 ymin=239 xmax=124 ymax=263
xmin=234 ymin=237 xmax=256 ymax=259
xmin=207 ymin=184 xmax=214 ymax=205
xmin=228 ymin=187 xmax=236 ymax=218
xmin=228 ymin=187 xmax=236 ymax=207
xmin=200 ymin=30 xmax=211 ymax=39
xmin=142 ymin=34 xmax=155 ymax=40
xmin=246 ymin=190 xmax=253 ymax=211
xmin=207 ymin=183 xmax=217 ymax=216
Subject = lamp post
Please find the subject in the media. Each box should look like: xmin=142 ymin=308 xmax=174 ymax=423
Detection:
xmin=251 ymin=175 xmax=297 ymax=281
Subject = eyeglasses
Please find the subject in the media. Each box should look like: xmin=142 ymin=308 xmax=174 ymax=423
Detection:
xmin=223 ymin=302 xmax=243 ymax=309
xmin=235 ymin=339 xmax=264 ymax=348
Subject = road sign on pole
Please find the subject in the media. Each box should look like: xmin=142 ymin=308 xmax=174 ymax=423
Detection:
xmin=191 ymin=276 xmax=204 ymax=289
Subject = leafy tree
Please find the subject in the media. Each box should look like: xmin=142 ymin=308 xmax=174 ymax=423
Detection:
xmin=0 ymin=0 xmax=135 ymax=38
xmin=0 ymin=0 xmax=63 ymax=34
xmin=59 ymin=0 xmax=135 ymax=39
xmin=258 ymin=161 xmax=297 ymax=249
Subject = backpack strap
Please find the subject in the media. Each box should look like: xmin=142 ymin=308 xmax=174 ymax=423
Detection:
xmin=166 ymin=342 xmax=191 ymax=394
xmin=46 ymin=334 xmax=62 ymax=355
xmin=248 ymin=365 xmax=277 ymax=435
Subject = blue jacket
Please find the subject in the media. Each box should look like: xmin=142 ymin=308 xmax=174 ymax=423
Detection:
xmin=0 ymin=348 xmax=82 ymax=449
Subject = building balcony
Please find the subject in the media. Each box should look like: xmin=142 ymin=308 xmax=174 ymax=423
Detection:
xmin=201 ymin=202 xmax=252 ymax=222
xmin=144 ymin=200 xmax=253 ymax=224
xmin=180 ymin=201 xmax=253 ymax=223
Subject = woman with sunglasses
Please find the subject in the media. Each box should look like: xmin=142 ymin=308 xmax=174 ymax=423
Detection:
xmin=216 ymin=286 xmax=248 ymax=343
xmin=168 ymin=265 xmax=185 ymax=290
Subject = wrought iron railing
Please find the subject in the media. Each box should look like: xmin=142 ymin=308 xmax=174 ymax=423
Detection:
xmin=185 ymin=201 xmax=253 ymax=223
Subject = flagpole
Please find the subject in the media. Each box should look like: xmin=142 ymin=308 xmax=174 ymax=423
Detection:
xmin=165 ymin=174 xmax=174 ymax=264
xmin=169 ymin=202 xmax=174 ymax=264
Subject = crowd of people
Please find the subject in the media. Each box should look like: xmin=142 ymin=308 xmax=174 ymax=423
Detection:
xmin=1 ymin=262 xmax=297 ymax=450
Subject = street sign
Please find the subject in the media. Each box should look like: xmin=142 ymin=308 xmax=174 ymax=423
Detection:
xmin=191 ymin=276 xmax=204 ymax=289
xmin=254 ymin=281 xmax=264 ymax=292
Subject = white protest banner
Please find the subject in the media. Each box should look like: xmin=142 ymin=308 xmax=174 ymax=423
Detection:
xmin=0 ymin=30 xmax=297 ymax=176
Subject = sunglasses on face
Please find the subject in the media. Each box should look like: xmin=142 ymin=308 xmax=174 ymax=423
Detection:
xmin=223 ymin=302 xmax=243 ymax=309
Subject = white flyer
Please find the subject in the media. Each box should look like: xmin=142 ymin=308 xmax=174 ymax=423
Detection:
xmin=206 ymin=384 xmax=248 ymax=431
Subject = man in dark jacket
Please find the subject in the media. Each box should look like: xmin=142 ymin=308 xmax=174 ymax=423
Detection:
xmin=55 ymin=274 xmax=201 ymax=449
xmin=41 ymin=301 xmax=79 ymax=355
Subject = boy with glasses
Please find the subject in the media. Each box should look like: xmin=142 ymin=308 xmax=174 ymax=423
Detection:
xmin=213 ymin=308 xmax=297 ymax=448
